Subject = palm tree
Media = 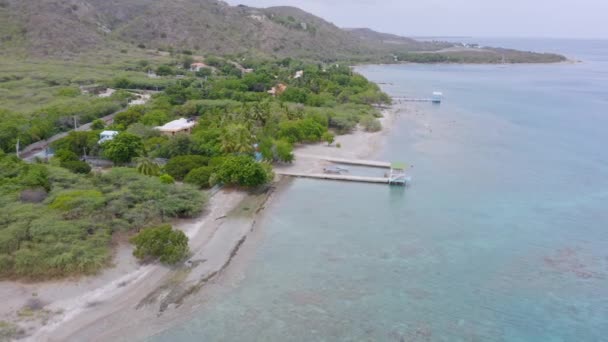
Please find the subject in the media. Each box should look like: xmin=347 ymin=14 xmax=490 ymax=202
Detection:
xmin=135 ymin=157 xmax=160 ymax=176
xmin=220 ymin=124 xmax=254 ymax=154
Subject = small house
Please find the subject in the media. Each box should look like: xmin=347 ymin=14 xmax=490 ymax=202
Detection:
xmin=190 ymin=62 xmax=207 ymax=72
xmin=99 ymin=130 xmax=119 ymax=144
xmin=267 ymin=83 xmax=287 ymax=97
xmin=155 ymin=118 xmax=197 ymax=136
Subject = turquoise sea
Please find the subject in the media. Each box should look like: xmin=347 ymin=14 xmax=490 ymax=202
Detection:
xmin=153 ymin=39 xmax=608 ymax=341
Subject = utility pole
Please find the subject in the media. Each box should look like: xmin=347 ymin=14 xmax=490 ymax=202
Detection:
xmin=73 ymin=116 xmax=78 ymax=130
xmin=16 ymin=138 xmax=20 ymax=157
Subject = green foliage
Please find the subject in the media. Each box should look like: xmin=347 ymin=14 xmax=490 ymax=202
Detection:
xmin=130 ymin=224 xmax=189 ymax=265
xmin=54 ymin=149 xmax=79 ymax=163
xmin=360 ymin=115 xmax=382 ymax=132
xmin=322 ymin=131 xmax=335 ymax=145
xmin=102 ymin=132 xmax=144 ymax=164
xmin=0 ymin=136 xmax=206 ymax=281
xmin=182 ymin=55 xmax=194 ymax=69
xmin=220 ymin=124 xmax=253 ymax=154
xmin=50 ymin=190 xmax=104 ymax=211
xmin=280 ymin=87 xmax=309 ymax=104
xmin=51 ymin=131 xmax=98 ymax=157
xmin=57 ymin=87 xmax=80 ymax=97
xmin=213 ymin=155 xmax=272 ymax=187
xmin=164 ymin=155 xmax=209 ymax=180
xmin=184 ymin=166 xmax=213 ymax=188
xmin=114 ymin=106 xmax=145 ymax=128
xmin=91 ymin=119 xmax=106 ymax=130
xmin=159 ymin=174 xmax=175 ymax=184
xmin=60 ymin=160 xmax=91 ymax=174
xmin=195 ymin=68 xmax=212 ymax=78
xmin=278 ymin=118 xmax=325 ymax=143
xmin=135 ymin=157 xmax=160 ymax=176
xmin=260 ymin=138 xmax=294 ymax=163
xmin=156 ymin=65 xmax=174 ymax=76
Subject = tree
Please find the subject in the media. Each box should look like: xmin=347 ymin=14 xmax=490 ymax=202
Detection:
xmin=102 ymin=133 xmax=144 ymax=164
xmin=184 ymin=166 xmax=213 ymax=188
xmin=182 ymin=56 xmax=194 ymax=69
xmin=113 ymin=106 xmax=145 ymax=128
xmin=51 ymin=131 xmax=98 ymax=156
xmin=260 ymin=138 xmax=294 ymax=163
xmin=164 ymin=155 xmax=209 ymax=180
xmin=156 ymin=65 xmax=174 ymax=76
xmin=220 ymin=124 xmax=253 ymax=154
xmin=213 ymin=155 xmax=272 ymax=187
xmin=275 ymin=139 xmax=294 ymax=163
xmin=322 ymin=131 xmax=335 ymax=146
xmin=54 ymin=149 xmax=79 ymax=163
xmin=130 ymin=224 xmax=189 ymax=265
xmin=135 ymin=157 xmax=160 ymax=176
xmin=91 ymin=119 xmax=105 ymax=130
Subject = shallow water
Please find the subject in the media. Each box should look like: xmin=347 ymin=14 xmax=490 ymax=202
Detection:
xmin=152 ymin=39 xmax=608 ymax=341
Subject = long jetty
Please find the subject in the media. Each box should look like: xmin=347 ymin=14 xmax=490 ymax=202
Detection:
xmin=322 ymin=157 xmax=391 ymax=168
xmin=275 ymin=172 xmax=390 ymax=184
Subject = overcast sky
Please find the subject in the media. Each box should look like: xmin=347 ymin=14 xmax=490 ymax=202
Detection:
xmin=226 ymin=0 xmax=607 ymax=39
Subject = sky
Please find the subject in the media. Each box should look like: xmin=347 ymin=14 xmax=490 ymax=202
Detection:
xmin=225 ymin=0 xmax=608 ymax=39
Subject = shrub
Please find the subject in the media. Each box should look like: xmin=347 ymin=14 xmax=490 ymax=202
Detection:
xmin=130 ymin=224 xmax=189 ymax=265
xmin=159 ymin=174 xmax=175 ymax=184
xmin=360 ymin=116 xmax=382 ymax=132
xmin=54 ymin=149 xmax=79 ymax=163
xmin=164 ymin=155 xmax=209 ymax=180
xmin=156 ymin=65 xmax=174 ymax=76
xmin=50 ymin=190 xmax=104 ymax=211
xmin=57 ymin=87 xmax=80 ymax=97
xmin=184 ymin=166 xmax=213 ymax=188
xmin=322 ymin=131 xmax=335 ymax=145
xmin=60 ymin=160 xmax=91 ymax=174
xmin=275 ymin=139 xmax=294 ymax=163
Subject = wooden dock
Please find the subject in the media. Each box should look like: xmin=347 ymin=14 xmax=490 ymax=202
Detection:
xmin=276 ymin=172 xmax=390 ymax=184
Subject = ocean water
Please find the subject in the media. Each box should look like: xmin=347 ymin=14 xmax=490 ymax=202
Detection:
xmin=152 ymin=39 xmax=608 ymax=341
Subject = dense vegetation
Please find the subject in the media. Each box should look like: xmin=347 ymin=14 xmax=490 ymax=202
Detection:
xmin=0 ymin=55 xmax=390 ymax=279
xmin=0 ymin=152 xmax=206 ymax=279
xmin=47 ymin=58 xmax=390 ymax=190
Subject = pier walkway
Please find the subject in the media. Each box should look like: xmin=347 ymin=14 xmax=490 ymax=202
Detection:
xmin=294 ymin=154 xmax=391 ymax=168
xmin=275 ymin=172 xmax=390 ymax=184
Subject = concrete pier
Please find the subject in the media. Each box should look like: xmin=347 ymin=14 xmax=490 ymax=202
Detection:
xmin=322 ymin=157 xmax=391 ymax=168
xmin=276 ymin=172 xmax=390 ymax=184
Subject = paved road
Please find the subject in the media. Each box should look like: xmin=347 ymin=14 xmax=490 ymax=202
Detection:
xmin=20 ymin=111 xmax=120 ymax=161
xmin=20 ymin=92 xmax=156 ymax=161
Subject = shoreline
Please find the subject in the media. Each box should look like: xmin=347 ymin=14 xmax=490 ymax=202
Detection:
xmin=0 ymin=105 xmax=403 ymax=341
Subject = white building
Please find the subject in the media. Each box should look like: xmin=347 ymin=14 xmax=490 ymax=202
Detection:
xmin=155 ymin=118 xmax=197 ymax=136
xmin=98 ymin=130 xmax=119 ymax=144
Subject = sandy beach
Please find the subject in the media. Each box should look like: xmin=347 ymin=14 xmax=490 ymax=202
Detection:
xmin=0 ymin=106 xmax=404 ymax=341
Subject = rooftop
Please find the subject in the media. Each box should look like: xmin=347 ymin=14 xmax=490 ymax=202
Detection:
xmin=156 ymin=118 xmax=197 ymax=132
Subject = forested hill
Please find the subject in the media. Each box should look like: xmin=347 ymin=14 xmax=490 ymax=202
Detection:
xmin=0 ymin=0 xmax=566 ymax=63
